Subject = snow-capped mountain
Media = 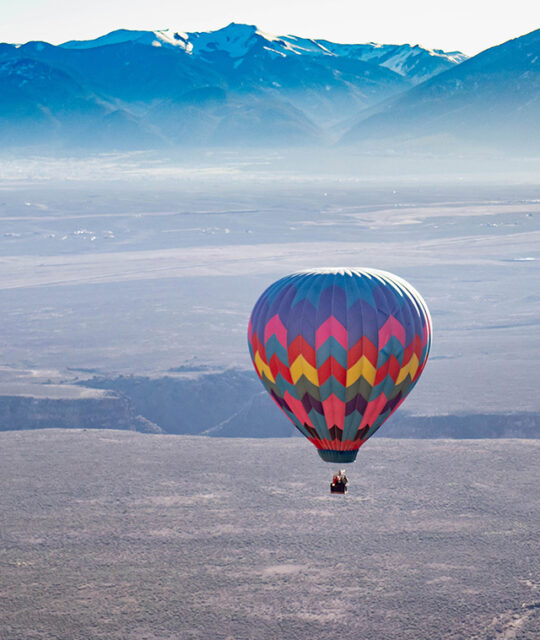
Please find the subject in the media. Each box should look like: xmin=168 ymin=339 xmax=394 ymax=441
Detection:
xmin=316 ymin=41 xmax=467 ymax=82
xmin=5 ymin=23 xmax=537 ymax=152
xmin=7 ymin=23 xmax=462 ymax=149
xmin=61 ymin=23 xmax=465 ymax=85
xmin=62 ymin=28 xmax=193 ymax=52
xmin=344 ymin=28 xmax=540 ymax=153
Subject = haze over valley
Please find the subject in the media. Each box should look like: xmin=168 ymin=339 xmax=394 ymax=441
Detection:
xmin=0 ymin=153 xmax=538 ymax=437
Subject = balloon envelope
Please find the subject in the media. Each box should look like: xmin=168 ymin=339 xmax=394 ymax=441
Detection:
xmin=248 ymin=268 xmax=432 ymax=463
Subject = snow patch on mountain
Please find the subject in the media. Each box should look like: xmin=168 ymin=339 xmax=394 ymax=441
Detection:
xmin=183 ymin=23 xmax=329 ymax=60
xmin=273 ymin=35 xmax=334 ymax=57
xmin=187 ymin=23 xmax=261 ymax=59
xmin=316 ymin=40 xmax=468 ymax=80
xmin=62 ymin=28 xmax=193 ymax=53
xmin=59 ymin=23 xmax=467 ymax=81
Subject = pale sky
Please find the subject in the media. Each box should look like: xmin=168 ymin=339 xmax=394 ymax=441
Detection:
xmin=1 ymin=0 xmax=539 ymax=55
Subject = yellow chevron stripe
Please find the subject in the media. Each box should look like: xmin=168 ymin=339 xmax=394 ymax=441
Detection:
xmin=290 ymin=355 xmax=319 ymax=386
xmin=255 ymin=350 xmax=275 ymax=383
xmin=408 ymin=353 xmax=420 ymax=381
xmin=396 ymin=353 xmax=420 ymax=385
xmin=346 ymin=355 xmax=376 ymax=387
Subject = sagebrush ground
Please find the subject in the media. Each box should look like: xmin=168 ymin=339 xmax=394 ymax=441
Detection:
xmin=1 ymin=430 xmax=538 ymax=640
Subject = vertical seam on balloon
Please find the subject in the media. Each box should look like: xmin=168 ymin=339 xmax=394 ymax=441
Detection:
xmin=249 ymin=281 xmax=273 ymax=378
xmin=401 ymin=277 xmax=433 ymax=351
xmin=380 ymin=276 xmax=404 ymax=401
xmin=368 ymin=277 xmax=411 ymax=439
xmin=342 ymin=271 xmax=350 ymax=442
xmin=277 ymin=274 xmax=309 ymax=434
xmin=398 ymin=278 xmax=416 ymax=393
xmin=344 ymin=269 xmax=363 ymax=444
xmin=365 ymin=272 xmax=387 ymax=425
xmin=399 ymin=277 xmax=432 ymax=372
xmin=302 ymin=272 xmax=327 ymax=442
xmin=365 ymin=274 xmax=394 ymax=438
xmin=388 ymin=278 xmax=430 ymax=414
xmin=259 ymin=280 xmax=283 ymax=393
xmin=274 ymin=276 xmax=295 ymax=397
xmin=261 ymin=277 xmax=294 ymax=391
xmin=328 ymin=272 xmax=338 ymax=439
xmin=353 ymin=270 xmax=369 ymax=442
xmin=352 ymin=269 xmax=375 ymax=443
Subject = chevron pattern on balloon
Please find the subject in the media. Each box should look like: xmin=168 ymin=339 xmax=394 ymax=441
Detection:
xmin=248 ymin=268 xmax=432 ymax=460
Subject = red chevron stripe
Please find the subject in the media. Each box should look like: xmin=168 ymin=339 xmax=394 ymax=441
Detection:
xmin=269 ymin=353 xmax=293 ymax=384
xmin=399 ymin=335 xmax=424 ymax=369
xmin=374 ymin=354 xmax=401 ymax=386
xmin=250 ymin=332 xmax=269 ymax=365
xmin=322 ymin=395 xmax=346 ymax=431
xmin=402 ymin=341 xmax=414 ymax=364
xmin=307 ymin=437 xmax=366 ymax=451
xmin=414 ymin=334 xmax=424 ymax=359
xmin=287 ymin=335 xmax=317 ymax=368
xmin=357 ymin=394 xmax=387 ymax=431
xmin=284 ymin=391 xmax=314 ymax=428
xmin=317 ymin=356 xmax=347 ymax=386
xmin=346 ymin=336 xmax=378 ymax=368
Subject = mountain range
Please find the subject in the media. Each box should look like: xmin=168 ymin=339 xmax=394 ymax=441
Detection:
xmin=0 ymin=23 xmax=538 ymax=152
xmin=345 ymin=27 xmax=540 ymax=153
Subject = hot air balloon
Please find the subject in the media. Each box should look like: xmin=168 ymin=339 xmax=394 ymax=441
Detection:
xmin=247 ymin=268 xmax=432 ymax=469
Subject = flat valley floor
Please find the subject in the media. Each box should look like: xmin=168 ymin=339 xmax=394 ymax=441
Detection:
xmin=1 ymin=430 xmax=538 ymax=640
xmin=1 ymin=161 xmax=539 ymax=418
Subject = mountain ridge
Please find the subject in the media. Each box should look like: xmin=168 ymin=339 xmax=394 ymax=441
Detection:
xmin=344 ymin=27 xmax=540 ymax=153
xmin=1 ymin=24 xmax=537 ymax=152
xmin=59 ymin=22 xmax=467 ymax=83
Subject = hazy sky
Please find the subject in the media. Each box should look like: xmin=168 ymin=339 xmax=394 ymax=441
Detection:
xmin=2 ymin=0 xmax=539 ymax=55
